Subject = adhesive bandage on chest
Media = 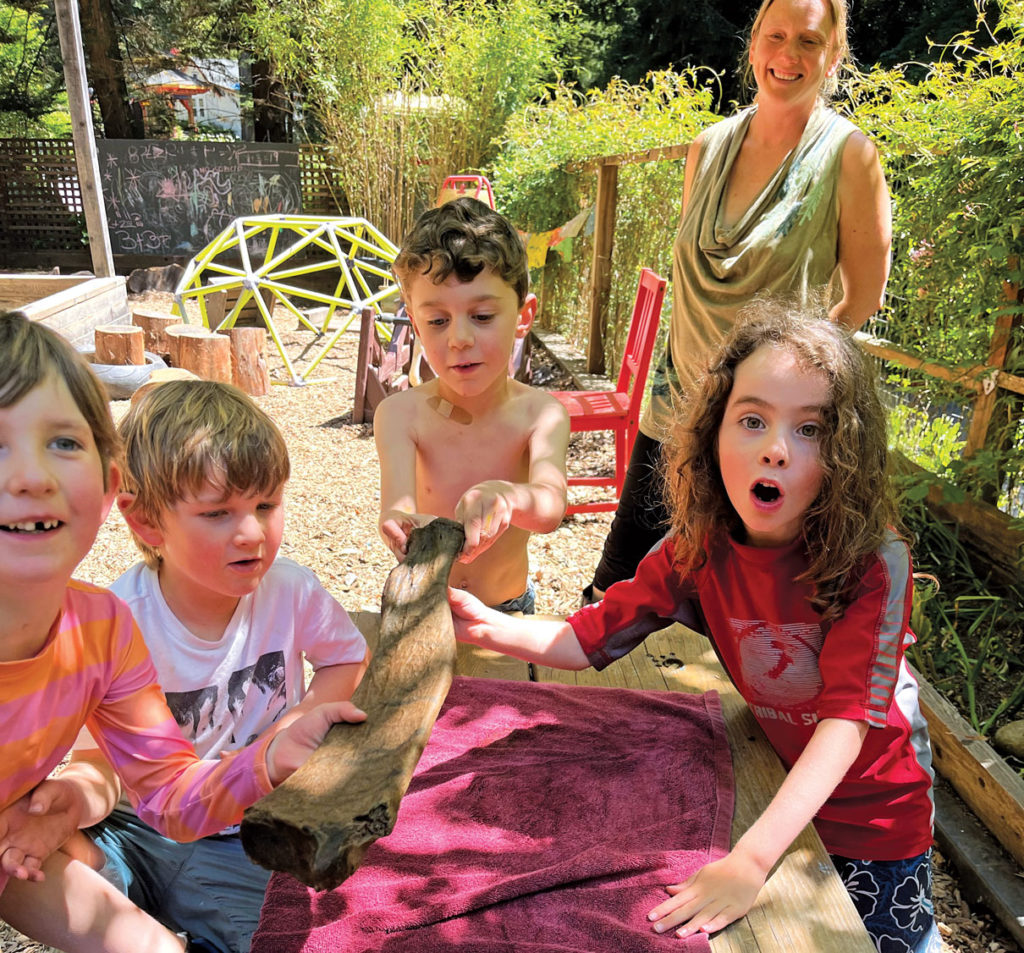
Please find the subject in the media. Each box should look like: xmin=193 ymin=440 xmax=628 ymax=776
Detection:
xmin=428 ymin=395 xmax=472 ymax=425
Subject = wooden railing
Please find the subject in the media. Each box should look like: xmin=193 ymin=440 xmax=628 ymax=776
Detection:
xmin=856 ymin=269 xmax=1024 ymax=457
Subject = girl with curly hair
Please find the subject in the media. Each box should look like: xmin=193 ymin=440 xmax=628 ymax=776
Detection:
xmin=450 ymin=301 xmax=938 ymax=952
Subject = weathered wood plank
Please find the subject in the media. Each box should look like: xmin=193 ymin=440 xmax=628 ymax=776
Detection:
xmin=239 ymin=518 xmax=465 ymax=890
xmin=353 ymin=610 xmax=531 ymax=683
xmin=914 ymin=666 xmax=1024 ymax=869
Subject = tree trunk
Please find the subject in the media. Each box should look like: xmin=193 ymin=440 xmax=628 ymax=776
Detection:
xmin=219 ymin=326 xmax=270 ymax=396
xmin=252 ymin=58 xmax=291 ymax=142
xmin=78 ymin=0 xmax=141 ymax=139
xmin=94 ymin=324 xmax=144 ymax=365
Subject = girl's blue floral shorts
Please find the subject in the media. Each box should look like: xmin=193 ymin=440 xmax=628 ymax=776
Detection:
xmin=831 ymin=847 xmax=942 ymax=953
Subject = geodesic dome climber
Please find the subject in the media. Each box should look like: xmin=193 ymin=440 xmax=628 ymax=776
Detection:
xmin=173 ymin=214 xmax=401 ymax=384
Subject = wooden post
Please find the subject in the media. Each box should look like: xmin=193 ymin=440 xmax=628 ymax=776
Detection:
xmin=132 ymin=309 xmax=179 ymax=359
xmin=352 ymin=307 xmax=375 ymax=424
xmin=53 ymin=0 xmax=114 ymax=278
xmin=175 ymin=329 xmax=232 ymax=383
xmin=94 ymin=325 xmax=144 ymax=365
xmin=239 ymin=518 xmax=466 ymax=890
xmin=964 ymin=260 xmax=1024 ymax=458
xmin=219 ymin=326 xmax=270 ymax=396
xmin=587 ymin=161 xmax=618 ymax=375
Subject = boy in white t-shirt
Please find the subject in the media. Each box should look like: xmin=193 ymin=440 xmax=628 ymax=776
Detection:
xmin=73 ymin=379 xmax=369 ymax=953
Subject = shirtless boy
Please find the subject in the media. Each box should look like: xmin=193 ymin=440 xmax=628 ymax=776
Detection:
xmin=375 ymin=197 xmax=569 ymax=611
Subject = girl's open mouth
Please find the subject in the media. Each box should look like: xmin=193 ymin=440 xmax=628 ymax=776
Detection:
xmin=752 ymin=482 xmax=782 ymax=504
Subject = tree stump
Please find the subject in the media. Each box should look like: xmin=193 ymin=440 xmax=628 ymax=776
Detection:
xmin=175 ymin=329 xmax=231 ymax=383
xmin=219 ymin=326 xmax=270 ymax=396
xmin=164 ymin=324 xmax=201 ymax=368
xmin=94 ymin=324 xmax=144 ymax=365
xmin=132 ymin=309 xmax=179 ymax=360
xmin=239 ymin=518 xmax=466 ymax=890
xmin=165 ymin=326 xmax=231 ymax=383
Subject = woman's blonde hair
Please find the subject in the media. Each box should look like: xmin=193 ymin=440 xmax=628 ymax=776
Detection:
xmin=119 ymin=380 xmax=290 ymax=569
xmin=741 ymin=0 xmax=852 ymax=102
xmin=665 ymin=297 xmax=899 ymax=622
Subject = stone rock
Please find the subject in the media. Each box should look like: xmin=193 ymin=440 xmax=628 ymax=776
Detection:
xmin=127 ymin=263 xmax=184 ymax=294
xmin=992 ymin=719 xmax=1024 ymax=759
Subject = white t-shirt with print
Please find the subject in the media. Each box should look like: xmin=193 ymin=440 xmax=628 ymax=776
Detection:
xmin=109 ymin=557 xmax=366 ymax=758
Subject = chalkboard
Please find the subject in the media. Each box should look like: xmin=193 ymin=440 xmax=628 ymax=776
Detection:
xmin=97 ymin=140 xmax=302 ymax=257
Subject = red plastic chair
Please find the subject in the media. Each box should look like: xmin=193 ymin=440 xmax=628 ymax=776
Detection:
xmin=552 ymin=268 xmax=667 ymax=516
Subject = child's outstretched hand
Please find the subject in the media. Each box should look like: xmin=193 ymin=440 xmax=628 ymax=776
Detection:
xmin=379 ymin=509 xmax=436 ymax=561
xmin=266 ymin=700 xmax=367 ymax=785
xmin=647 ymin=851 xmax=767 ymax=939
xmin=455 ymin=480 xmax=516 ymax=563
xmin=0 ymin=779 xmax=102 ymax=882
xmin=448 ymin=585 xmax=506 ymax=642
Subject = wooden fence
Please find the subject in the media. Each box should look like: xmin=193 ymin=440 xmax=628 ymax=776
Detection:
xmin=0 ymin=139 xmax=84 ymax=254
xmin=0 ymin=139 xmax=344 ymax=265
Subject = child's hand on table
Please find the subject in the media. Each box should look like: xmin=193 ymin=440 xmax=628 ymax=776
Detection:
xmin=648 ymin=850 xmax=767 ymax=939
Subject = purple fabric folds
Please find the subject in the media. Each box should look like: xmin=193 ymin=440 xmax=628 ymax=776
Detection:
xmin=252 ymin=676 xmax=734 ymax=953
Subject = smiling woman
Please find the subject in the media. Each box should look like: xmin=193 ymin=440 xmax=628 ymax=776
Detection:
xmin=583 ymin=0 xmax=893 ymax=604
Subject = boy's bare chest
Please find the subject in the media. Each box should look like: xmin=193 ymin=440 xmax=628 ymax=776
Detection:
xmin=414 ymin=417 xmax=530 ymax=509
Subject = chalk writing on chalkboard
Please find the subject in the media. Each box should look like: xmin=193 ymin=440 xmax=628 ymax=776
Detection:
xmin=97 ymin=141 xmax=302 ymax=256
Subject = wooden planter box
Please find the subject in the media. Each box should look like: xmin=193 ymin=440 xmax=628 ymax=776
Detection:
xmin=0 ymin=273 xmax=130 ymax=350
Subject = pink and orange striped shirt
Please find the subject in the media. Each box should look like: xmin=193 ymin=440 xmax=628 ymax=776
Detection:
xmin=0 ymin=580 xmax=273 ymax=884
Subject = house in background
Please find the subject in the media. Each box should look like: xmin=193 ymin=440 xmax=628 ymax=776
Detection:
xmin=139 ymin=59 xmax=242 ymax=138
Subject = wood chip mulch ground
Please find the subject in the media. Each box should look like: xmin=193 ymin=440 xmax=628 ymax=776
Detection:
xmin=0 ymin=292 xmax=1018 ymax=952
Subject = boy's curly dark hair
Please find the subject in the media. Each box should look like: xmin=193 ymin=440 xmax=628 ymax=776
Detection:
xmin=665 ymin=297 xmax=902 ymax=622
xmin=393 ymin=197 xmax=529 ymax=305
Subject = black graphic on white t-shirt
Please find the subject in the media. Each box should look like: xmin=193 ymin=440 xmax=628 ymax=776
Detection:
xmin=165 ymin=685 xmax=218 ymax=737
xmin=166 ymin=651 xmax=288 ymax=747
xmin=227 ymin=651 xmax=288 ymax=745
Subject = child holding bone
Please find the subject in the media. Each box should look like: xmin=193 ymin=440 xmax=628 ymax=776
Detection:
xmin=375 ymin=197 xmax=570 ymax=613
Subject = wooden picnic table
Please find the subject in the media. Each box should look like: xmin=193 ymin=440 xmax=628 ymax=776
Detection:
xmin=329 ymin=612 xmax=876 ymax=953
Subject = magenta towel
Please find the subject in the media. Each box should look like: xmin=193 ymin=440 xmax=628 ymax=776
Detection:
xmin=252 ymin=676 xmax=734 ymax=953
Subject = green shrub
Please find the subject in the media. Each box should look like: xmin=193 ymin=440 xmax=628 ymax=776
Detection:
xmin=847 ymin=0 xmax=1024 ymax=506
xmin=247 ymin=0 xmax=572 ymax=244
